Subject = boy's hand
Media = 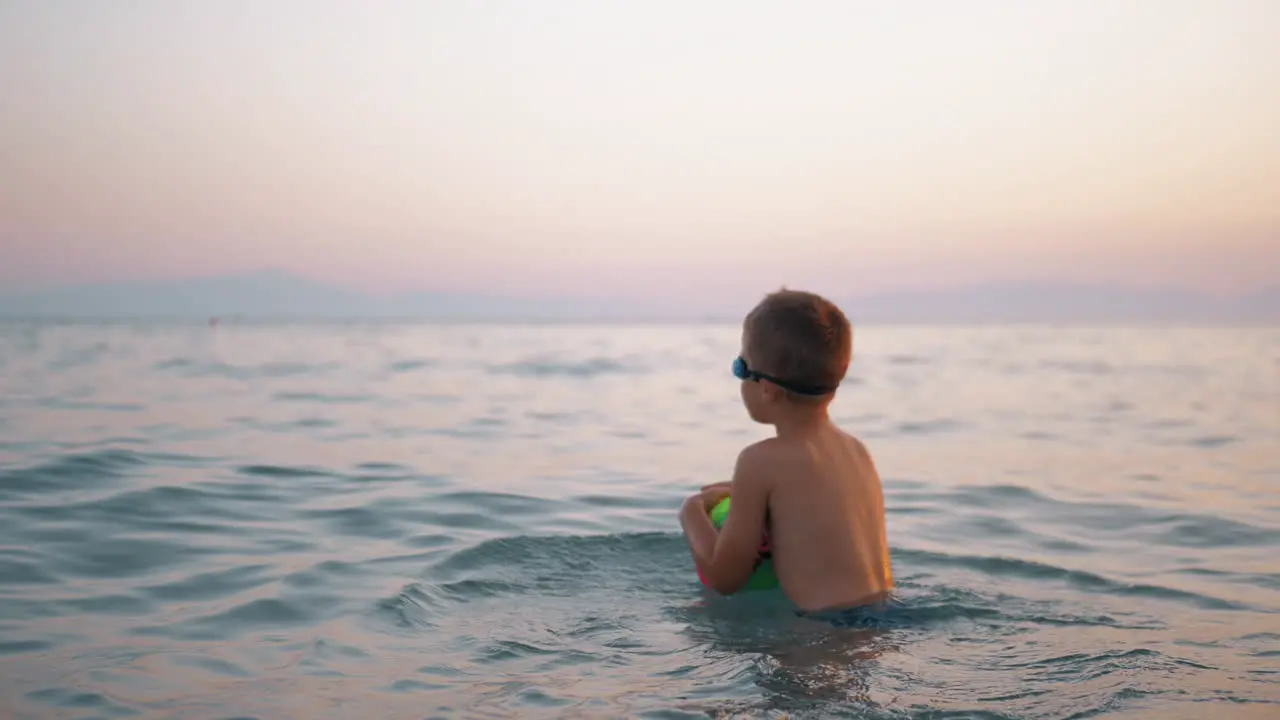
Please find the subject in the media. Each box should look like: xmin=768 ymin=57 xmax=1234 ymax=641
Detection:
xmin=680 ymin=442 xmax=774 ymax=596
xmin=698 ymin=485 xmax=731 ymax=511
xmin=699 ymin=482 xmax=733 ymax=509
xmin=681 ymin=486 xmax=729 ymax=516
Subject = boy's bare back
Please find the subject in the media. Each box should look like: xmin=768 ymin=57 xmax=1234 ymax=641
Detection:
xmin=679 ymin=288 xmax=893 ymax=612
xmin=752 ymin=425 xmax=892 ymax=611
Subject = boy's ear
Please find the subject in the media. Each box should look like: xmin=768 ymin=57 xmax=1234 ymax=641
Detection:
xmin=761 ymin=380 xmax=785 ymax=402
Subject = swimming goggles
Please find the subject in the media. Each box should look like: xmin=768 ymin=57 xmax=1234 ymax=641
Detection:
xmin=733 ymin=355 xmax=836 ymax=396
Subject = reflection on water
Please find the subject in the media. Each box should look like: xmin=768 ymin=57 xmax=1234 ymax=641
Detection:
xmin=0 ymin=321 xmax=1276 ymax=718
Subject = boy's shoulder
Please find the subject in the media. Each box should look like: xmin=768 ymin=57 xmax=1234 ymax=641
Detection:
xmin=729 ymin=438 xmax=790 ymax=490
xmin=732 ymin=431 xmax=839 ymax=475
xmin=825 ymin=421 xmax=875 ymax=460
xmin=734 ymin=437 xmax=786 ymax=470
xmin=737 ymin=426 xmax=874 ymax=478
xmin=751 ymin=423 xmax=871 ymax=455
xmin=835 ymin=425 xmax=873 ymax=460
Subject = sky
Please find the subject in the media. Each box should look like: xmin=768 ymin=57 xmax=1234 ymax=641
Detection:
xmin=1 ymin=0 xmax=1277 ymax=304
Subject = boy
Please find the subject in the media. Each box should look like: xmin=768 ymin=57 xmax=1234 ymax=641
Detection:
xmin=680 ymin=288 xmax=893 ymax=613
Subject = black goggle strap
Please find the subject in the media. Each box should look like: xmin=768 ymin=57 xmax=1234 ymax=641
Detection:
xmin=737 ymin=358 xmax=836 ymax=396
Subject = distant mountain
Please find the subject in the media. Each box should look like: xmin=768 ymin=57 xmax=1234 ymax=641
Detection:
xmin=0 ymin=269 xmax=653 ymax=321
xmin=0 ymin=269 xmax=370 ymax=318
xmin=0 ymin=270 xmax=1277 ymax=323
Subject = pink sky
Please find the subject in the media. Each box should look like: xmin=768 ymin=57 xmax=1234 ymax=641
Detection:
xmin=2 ymin=1 xmax=1277 ymax=299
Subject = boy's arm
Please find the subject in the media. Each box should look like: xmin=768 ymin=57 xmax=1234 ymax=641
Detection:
xmin=680 ymin=444 xmax=772 ymax=595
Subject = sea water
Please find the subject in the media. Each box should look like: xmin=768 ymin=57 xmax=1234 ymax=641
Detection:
xmin=0 ymin=321 xmax=1276 ymax=719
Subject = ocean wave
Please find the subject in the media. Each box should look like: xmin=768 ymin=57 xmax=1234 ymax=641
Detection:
xmin=887 ymin=354 xmax=931 ymax=366
xmin=0 ymin=449 xmax=153 ymax=497
xmin=131 ymin=593 xmax=345 ymax=641
xmin=388 ymin=358 xmax=437 ymax=373
xmin=274 ymin=391 xmax=376 ymax=404
xmin=932 ymin=484 xmax=1280 ymax=551
xmin=47 ymin=342 xmax=111 ymax=372
xmin=139 ymin=564 xmax=278 ymax=602
xmin=488 ymin=356 xmax=644 ymax=378
xmin=896 ymin=548 xmax=1251 ymax=611
xmin=235 ymin=463 xmax=337 ymax=479
xmin=38 ymin=398 xmax=146 ymax=412
xmin=894 ymin=418 xmax=965 ymax=436
xmin=153 ymin=358 xmax=340 ymax=379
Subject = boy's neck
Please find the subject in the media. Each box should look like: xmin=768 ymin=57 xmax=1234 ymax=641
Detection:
xmin=770 ymin=403 xmax=831 ymax=439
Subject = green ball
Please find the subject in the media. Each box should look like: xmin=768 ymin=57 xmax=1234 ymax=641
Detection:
xmin=708 ymin=496 xmax=733 ymax=528
xmin=706 ymin=496 xmax=779 ymax=591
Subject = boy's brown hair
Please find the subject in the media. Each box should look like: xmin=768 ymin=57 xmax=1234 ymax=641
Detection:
xmin=744 ymin=288 xmax=852 ymax=399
